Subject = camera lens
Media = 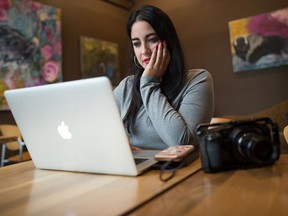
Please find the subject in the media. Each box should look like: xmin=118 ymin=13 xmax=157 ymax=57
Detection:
xmin=236 ymin=132 xmax=273 ymax=163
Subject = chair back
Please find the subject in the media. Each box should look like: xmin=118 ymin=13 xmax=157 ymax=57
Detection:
xmin=0 ymin=124 xmax=22 ymax=151
xmin=284 ymin=126 xmax=288 ymax=144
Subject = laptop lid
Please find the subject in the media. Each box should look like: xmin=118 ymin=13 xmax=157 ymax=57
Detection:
xmin=4 ymin=77 xmax=158 ymax=176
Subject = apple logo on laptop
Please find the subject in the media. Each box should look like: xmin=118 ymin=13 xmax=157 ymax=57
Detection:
xmin=57 ymin=121 xmax=72 ymax=139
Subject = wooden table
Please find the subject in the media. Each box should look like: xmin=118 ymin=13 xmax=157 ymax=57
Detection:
xmin=0 ymin=157 xmax=201 ymax=216
xmin=131 ymin=154 xmax=288 ymax=216
xmin=1 ymin=155 xmax=287 ymax=216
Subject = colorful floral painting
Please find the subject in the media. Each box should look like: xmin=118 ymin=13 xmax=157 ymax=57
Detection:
xmin=228 ymin=7 xmax=288 ymax=72
xmin=80 ymin=36 xmax=119 ymax=86
xmin=0 ymin=0 xmax=62 ymax=110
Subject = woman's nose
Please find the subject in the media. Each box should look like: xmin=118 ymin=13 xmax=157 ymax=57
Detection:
xmin=141 ymin=43 xmax=151 ymax=55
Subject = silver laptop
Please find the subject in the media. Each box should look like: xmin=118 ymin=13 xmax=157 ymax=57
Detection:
xmin=4 ymin=77 xmax=160 ymax=176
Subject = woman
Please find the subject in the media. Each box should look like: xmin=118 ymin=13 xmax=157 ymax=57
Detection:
xmin=114 ymin=5 xmax=214 ymax=150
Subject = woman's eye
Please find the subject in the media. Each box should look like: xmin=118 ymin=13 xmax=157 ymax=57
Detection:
xmin=148 ymin=37 xmax=160 ymax=43
xmin=132 ymin=41 xmax=140 ymax=47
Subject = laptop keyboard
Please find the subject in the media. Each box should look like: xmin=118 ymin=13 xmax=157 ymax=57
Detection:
xmin=134 ymin=158 xmax=149 ymax=165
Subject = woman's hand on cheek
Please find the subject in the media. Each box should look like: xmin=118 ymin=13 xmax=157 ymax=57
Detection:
xmin=142 ymin=41 xmax=170 ymax=80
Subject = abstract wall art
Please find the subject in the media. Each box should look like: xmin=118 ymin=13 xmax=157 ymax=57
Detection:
xmin=0 ymin=0 xmax=62 ymax=110
xmin=80 ymin=36 xmax=119 ymax=86
xmin=228 ymin=7 xmax=288 ymax=72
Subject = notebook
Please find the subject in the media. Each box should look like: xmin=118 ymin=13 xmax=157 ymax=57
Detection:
xmin=4 ymin=77 xmax=160 ymax=176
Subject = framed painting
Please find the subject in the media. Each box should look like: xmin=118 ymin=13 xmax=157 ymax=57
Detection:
xmin=0 ymin=0 xmax=62 ymax=110
xmin=80 ymin=36 xmax=119 ymax=86
xmin=228 ymin=7 xmax=288 ymax=72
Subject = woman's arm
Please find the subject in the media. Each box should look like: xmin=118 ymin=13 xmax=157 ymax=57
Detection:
xmin=140 ymin=69 xmax=214 ymax=146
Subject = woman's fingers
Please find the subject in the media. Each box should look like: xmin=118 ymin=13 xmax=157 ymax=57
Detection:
xmin=162 ymin=41 xmax=170 ymax=69
xmin=154 ymin=42 xmax=163 ymax=67
xmin=142 ymin=41 xmax=170 ymax=79
xmin=130 ymin=143 xmax=142 ymax=150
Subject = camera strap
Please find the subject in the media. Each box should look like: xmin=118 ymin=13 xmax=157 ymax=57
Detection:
xmin=158 ymin=145 xmax=200 ymax=182
xmin=159 ymin=157 xmax=189 ymax=182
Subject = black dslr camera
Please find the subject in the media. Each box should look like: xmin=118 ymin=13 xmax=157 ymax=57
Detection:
xmin=196 ymin=117 xmax=280 ymax=173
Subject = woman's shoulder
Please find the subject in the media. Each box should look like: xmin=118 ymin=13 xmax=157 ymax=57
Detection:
xmin=186 ymin=69 xmax=212 ymax=83
xmin=119 ymin=75 xmax=134 ymax=84
xmin=183 ymin=69 xmax=213 ymax=89
xmin=116 ymin=75 xmax=134 ymax=90
xmin=186 ymin=69 xmax=212 ymax=81
xmin=114 ymin=75 xmax=134 ymax=99
xmin=114 ymin=75 xmax=134 ymax=103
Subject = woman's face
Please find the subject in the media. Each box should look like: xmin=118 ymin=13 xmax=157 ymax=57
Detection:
xmin=131 ymin=21 xmax=161 ymax=68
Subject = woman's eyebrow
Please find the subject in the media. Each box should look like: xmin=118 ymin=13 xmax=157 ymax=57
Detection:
xmin=146 ymin=33 xmax=157 ymax=38
xmin=131 ymin=33 xmax=158 ymax=41
xmin=131 ymin=38 xmax=139 ymax=42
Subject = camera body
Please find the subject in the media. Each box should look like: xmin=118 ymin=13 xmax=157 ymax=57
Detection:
xmin=196 ymin=117 xmax=280 ymax=173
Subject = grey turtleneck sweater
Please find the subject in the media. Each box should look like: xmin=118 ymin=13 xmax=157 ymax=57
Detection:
xmin=114 ymin=69 xmax=214 ymax=150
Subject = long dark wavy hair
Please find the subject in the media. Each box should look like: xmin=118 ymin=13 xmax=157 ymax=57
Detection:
xmin=125 ymin=5 xmax=186 ymax=133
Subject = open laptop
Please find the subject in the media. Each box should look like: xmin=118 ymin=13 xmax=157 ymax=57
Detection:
xmin=4 ymin=77 xmax=160 ymax=176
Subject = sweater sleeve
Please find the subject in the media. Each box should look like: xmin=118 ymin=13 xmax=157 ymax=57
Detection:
xmin=140 ymin=70 xmax=214 ymax=146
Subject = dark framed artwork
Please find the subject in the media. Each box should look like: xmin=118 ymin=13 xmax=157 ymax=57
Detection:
xmin=228 ymin=7 xmax=288 ymax=73
xmin=80 ymin=36 xmax=119 ymax=86
xmin=0 ymin=0 xmax=62 ymax=110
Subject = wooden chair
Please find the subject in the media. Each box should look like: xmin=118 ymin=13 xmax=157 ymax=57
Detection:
xmin=0 ymin=124 xmax=31 ymax=166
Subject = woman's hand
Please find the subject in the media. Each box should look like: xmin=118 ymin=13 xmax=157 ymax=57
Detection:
xmin=142 ymin=41 xmax=170 ymax=79
xmin=129 ymin=142 xmax=142 ymax=150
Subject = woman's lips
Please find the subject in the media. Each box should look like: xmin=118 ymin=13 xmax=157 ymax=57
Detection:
xmin=143 ymin=58 xmax=150 ymax=64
